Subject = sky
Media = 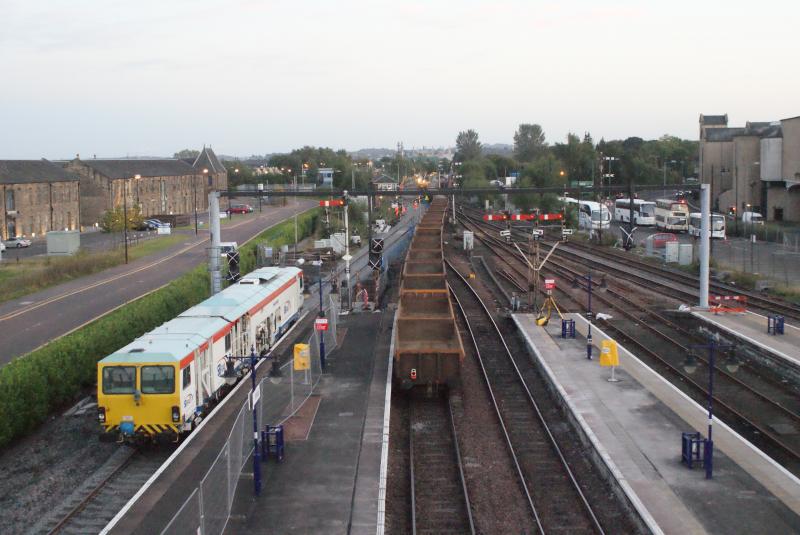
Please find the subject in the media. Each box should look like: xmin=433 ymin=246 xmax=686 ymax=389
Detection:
xmin=2 ymin=0 xmax=799 ymax=159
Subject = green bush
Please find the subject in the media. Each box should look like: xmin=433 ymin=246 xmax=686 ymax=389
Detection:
xmin=0 ymin=209 xmax=321 ymax=449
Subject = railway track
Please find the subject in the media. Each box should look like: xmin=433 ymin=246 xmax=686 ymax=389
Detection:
xmin=459 ymin=205 xmax=800 ymax=321
xmin=457 ymin=213 xmax=800 ymax=476
xmin=43 ymin=447 xmax=170 ymax=535
xmin=408 ymin=393 xmax=474 ymax=535
xmin=446 ymin=260 xmax=604 ymax=535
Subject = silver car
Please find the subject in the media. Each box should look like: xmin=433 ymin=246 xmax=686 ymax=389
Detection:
xmin=4 ymin=237 xmax=32 ymax=248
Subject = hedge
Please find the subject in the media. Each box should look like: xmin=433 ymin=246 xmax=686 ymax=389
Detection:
xmin=0 ymin=209 xmax=320 ymax=448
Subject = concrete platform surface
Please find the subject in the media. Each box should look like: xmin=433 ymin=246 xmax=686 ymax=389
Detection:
xmin=692 ymin=310 xmax=800 ymax=367
xmin=225 ymin=309 xmax=393 ymax=534
xmin=514 ymin=314 xmax=800 ymax=535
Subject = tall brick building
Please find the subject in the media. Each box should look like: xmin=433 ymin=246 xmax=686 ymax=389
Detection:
xmin=0 ymin=160 xmax=81 ymax=240
xmin=699 ymin=114 xmax=800 ymax=221
xmin=67 ymin=148 xmax=228 ymax=227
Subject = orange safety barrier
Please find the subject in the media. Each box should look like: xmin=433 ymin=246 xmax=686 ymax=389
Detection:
xmin=710 ymin=295 xmax=747 ymax=314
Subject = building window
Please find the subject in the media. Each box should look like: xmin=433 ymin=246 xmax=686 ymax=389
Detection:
xmin=5 ymin=189 xmax=14 ymax=211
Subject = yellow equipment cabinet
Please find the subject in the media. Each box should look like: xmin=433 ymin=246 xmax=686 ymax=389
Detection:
xmin=294 ymin=343 xmax=311 ymax=371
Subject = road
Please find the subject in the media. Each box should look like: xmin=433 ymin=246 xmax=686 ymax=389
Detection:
xmin=0 ymin=196 xmax=270 ymax=259
xmin=0 ymin=200 xmax=317 ymax=364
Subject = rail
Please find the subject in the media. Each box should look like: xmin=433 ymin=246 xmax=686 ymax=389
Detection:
xmin=446 ymin=259 xmax=604 ymax=534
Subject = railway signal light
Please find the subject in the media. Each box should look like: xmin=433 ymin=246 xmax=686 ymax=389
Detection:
xmin=483 ymin=213 xmax=508 ymax=221
xmin=320 ymin=199 xmax=345 ymax=207
xmin=410 ymin=368 xmax=417 ymax=381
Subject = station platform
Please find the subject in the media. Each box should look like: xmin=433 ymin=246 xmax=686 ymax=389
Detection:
xmin=225 ymin=309 xmax=394 ymax=534
xmin=513 ymin=314 xmax=800 ymax=535
xmin=692 ymin=310 xmax=800 ymax=368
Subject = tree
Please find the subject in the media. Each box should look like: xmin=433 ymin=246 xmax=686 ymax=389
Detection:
xmin=455 ymin=129 xmax=482 ymax=161
xmin=513 ymin=124 xmax=547 ymax=162
xmin=100 ymin=205 xmax=144 ymax=233
xmin=173 ymin=149 xmax=200 ymax=159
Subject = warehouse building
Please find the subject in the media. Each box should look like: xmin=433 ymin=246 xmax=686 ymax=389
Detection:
xmin=0 ymin=159 xmax=81 ymax=240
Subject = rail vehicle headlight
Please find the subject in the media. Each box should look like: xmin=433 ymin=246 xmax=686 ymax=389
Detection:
xmin=98 ymin=407 xmax=106 ymax=423
xmin=410 ymin=369 xmax=417 ymax=381
xmin=171 ymin=405 xmax=181 ymax=423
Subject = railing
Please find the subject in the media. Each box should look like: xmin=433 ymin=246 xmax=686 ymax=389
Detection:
xmin=160 ymin=297 xmax=339 ymax=535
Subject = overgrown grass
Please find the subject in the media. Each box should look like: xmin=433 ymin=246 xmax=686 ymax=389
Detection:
xmin=0 ymin=209 xmax=320 ymax=449
xmin=0 ymin=234 xmax=187 ymax=305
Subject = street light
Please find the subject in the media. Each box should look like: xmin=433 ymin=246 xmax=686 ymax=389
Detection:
xmin=311 ymin=257 xmax=327 ymax=371
xmin=223 ymin=346 xmax=272 ymax=496
xmin=198 ymin=169 xmax=207 ymax=235
xmin=663 ymin=159 xmax=678 ymax=197
xmin=123 ymin=173 xmax=141 ymax=264
xmin=682 ymin=337 xmax=737 ymax=479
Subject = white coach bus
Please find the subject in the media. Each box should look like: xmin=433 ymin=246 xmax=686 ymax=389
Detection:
xmin=689 ymin=213 xmax=726 ymax=239
xmin=614 ymin=198 xmax=656 ymax=226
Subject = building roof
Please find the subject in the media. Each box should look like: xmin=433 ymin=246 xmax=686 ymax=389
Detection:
xmin=0 ymin=159 xmax=80 ymax=185
xmin=192 ymin=147 xmax=227 ymax=175
xmin=704 ymin=127 xmax=745 ymax=142
xmin=743 ymin=122 xmax=782 ymax=138
xmin=700 ymin=114 xmax=728 ymax=126
xmin=77 ymin=158 xmax=196 ymax=179
xmin=372 ymin=175 xmax=397 ymax=184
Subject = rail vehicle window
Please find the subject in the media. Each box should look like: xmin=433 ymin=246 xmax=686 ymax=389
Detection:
xmin=182 ymin=366 xmax=191 ymax=389
xmin=284 ymin=301 xmax=289 ymax=314
xmin=225 ymin=332 xmax=232 ymax=352
xmin=141 ymin=366 xmax=175 ymax=394
xmin=102 ymin=366 xmax=136 ymax=394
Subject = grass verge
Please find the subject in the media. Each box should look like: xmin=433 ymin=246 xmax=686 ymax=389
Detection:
xmin=0 ymin=209 xmax=320 ymax=449
xmin=0 ymin=234 xmax=188 ymax=305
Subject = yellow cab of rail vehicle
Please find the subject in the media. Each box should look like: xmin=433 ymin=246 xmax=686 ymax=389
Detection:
xmin=97 ymin=267 xmax=304 ymax=442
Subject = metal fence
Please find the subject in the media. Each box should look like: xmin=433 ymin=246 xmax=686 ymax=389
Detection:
xmin=161 ymin=297 xmax=339 ymax=535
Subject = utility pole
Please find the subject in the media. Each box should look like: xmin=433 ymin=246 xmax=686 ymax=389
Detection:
xmin=699 ymin=184 xmax=710 ymax=308
xmin=209 ymin=192 xmax=222 ymax=295
xmin=343 ymin=191 xmax=351 ymax=311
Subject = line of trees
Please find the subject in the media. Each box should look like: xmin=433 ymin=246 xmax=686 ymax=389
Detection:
xmin=454 ymin=124 xmax=698 ymax=211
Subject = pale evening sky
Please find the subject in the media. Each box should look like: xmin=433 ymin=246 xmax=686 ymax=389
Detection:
xmin=1 ymin=0 xmax=798 ymax=159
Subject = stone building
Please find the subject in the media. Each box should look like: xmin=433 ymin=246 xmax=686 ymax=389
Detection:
xmin=188 ymin=146 xmax=228 ymax=195
xmin=0 ymin=160 xmax=80 ymax=240
xmin=67 ymin=148 xmax=228 ymax=227
xmin=699 ymin=114 xmax=800 ymax=221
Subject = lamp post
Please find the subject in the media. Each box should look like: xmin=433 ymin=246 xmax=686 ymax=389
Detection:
xmin=602 ymin=156 xmax=618 ymax=199
xmin=198 ymin=169 xmax=206 ymax=235
xmin=663 ymin=159 xmax=677 ymax=197
xmin=123 ymin=174 xmax=141 ymax=264
xmin=224 ymin=346 xmax=270 ymax=495
xmin=313 ymin=257 xmax=327 ymax=371
xmin=572 ymin=272 xmax=594 ymax=359
xmin=683 ymin=337 xmax=737 ymax=479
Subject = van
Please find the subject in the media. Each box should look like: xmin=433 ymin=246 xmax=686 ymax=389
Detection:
xmin=741 ymin=211 xmax=764 ymax=225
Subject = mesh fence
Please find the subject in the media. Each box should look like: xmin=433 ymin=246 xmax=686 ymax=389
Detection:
xmin=160 ymin=488 xmax=201 ymax=535
xmin=160 ymin=298 xmax=339 ymax=535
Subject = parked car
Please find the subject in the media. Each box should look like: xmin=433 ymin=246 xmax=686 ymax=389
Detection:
xmin=0 ymin=242 xmax=5 ymax=253
xmin=229 ymin=204 xmax=253 ymax=214
xmin=143 ymin=219 xmax=166 ymax=230
xmin=648 ymin=233 xmax=678 ymax=249
xmin=4 ymin=236 xmax=32 ymax=248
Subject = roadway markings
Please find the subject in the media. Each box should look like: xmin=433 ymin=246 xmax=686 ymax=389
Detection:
xmin=0 ymin=206 xmax=310 ymax=324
